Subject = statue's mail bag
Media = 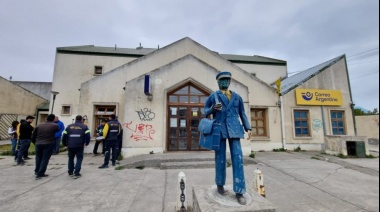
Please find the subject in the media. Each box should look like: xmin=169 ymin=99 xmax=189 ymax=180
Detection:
xmin=198 ymin=92 xmax=221 ymax=151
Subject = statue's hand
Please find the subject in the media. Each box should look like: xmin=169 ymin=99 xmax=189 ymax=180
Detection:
xmin=213 ymin=103 xmax=222 ymax=111
xmin=247 ymin=130 xmax=253 ymax=140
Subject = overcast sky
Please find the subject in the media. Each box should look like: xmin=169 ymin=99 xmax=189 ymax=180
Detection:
xmin=0 ymin=0 xmax=378 ymax=110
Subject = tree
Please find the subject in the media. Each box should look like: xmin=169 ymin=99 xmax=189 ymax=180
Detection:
xmin=368 ymin=108 xmax=379 ymax=115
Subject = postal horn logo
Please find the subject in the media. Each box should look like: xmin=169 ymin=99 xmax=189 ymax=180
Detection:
xmin=301 ymin=92 xmax=313 ymax=101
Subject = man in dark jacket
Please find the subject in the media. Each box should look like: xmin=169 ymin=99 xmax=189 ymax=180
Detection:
xmin=31 ymin=114 xmax=59 ymax=180
xmin=99 ymin=114 xmax=121 ymax=169
xmin=17 ymin=115 xmax=35 ymax=165
xmin=62 ymin=115 xmax=90 ymax=179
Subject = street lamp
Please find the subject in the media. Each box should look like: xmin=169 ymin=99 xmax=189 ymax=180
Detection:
xmin=51 ymin=91 xmax=59 ymax=113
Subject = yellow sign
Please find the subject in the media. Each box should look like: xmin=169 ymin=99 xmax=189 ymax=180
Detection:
xmin=295 ymin=89 xmax=343 ymax=106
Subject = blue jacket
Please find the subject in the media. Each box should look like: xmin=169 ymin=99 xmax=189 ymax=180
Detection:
xmin=204 ymin=90 xmax=251 ymax=139
xmin=54 ymin=120 xmax=65 ymax=138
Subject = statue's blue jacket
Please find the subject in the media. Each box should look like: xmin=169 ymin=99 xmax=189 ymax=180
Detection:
xmin=204 ymin=90 xmax=251 ymax=139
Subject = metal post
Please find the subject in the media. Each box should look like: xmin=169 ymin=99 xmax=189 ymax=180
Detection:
xmin=51 ymin=91 xmax=59 ymax=113
xmin=176 ymin=171 xmax=187 ymax=212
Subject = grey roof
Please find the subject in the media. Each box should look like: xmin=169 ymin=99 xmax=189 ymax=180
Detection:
xmin=13 ymin=81 xmax=52 ymax=100
xmin=274 ymin=55 xmax=345 ymax=95
xmin=57 ymin=45 xmax=286 ymax=65
xmin=57 ymin=45 xmax=157 ymax=56
xmin=36 ymin=102 xmax=50 ymax=110
xmin=220 ymin=54 xmax=286 ymax=65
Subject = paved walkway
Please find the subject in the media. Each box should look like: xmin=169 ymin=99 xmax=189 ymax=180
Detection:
xmin=0 ymin=150 xmax=378 ymax=212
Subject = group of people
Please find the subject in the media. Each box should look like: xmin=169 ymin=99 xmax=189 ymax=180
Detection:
xmin=8 ymin=115 xmax=64 ymax=166
xmin=8 ymin=114 xmax=122 ymax=180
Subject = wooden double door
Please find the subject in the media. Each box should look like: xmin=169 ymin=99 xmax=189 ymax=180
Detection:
xmin=167 ymin=83 xmax=209 ymax=151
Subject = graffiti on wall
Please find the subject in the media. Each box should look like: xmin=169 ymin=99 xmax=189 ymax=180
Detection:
xmin=312 ymin=119 xmax=323 ymax=132
xmin=136 ymin=108 xmax=156 ymax=121
xmin=124 ymin=121 xmax=156 ymax=141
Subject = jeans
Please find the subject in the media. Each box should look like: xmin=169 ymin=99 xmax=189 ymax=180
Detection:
xmin=17 ymin=139 xmax=31 ymax=163
xmin=104 ymin=141 xmax=116 ymax=166
xmin=68 ymin=147 xmax=84 ymax=175
xmin=215 ymin=138 xmax=246 ymax=194
xmin=53 ymin=137 xmax=61 ymax=154
xmin=11 ymin=138 xmax=17 ymax=156
xmin=34 ymin=144 xmax=54 ymax=177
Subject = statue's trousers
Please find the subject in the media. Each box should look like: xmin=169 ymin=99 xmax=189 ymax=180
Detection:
xmin=215 ymin=138 xmax=246 ymax=194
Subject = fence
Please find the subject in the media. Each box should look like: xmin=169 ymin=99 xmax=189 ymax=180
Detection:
xmin=0 ymin=114 xmax=18 ymax=140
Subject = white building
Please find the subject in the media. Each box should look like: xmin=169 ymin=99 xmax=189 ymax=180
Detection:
xmin=50 ymin=37 xmax=361 ymax=157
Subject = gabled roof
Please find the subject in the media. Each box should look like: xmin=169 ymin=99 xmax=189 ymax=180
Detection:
xmin=13 ymin=81 xmax=52 ymax=100
xmin=220 ymin=54 xmax=286 ymax=65
xmin=57 ymin=45 xmax=286 ymax=65
xmin=275 ymin=55 xmax=345 ymax=95
xmin=57 ymin=45 xmax=157 ymax=56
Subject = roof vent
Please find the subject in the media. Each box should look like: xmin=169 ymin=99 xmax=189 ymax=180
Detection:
xmin=136 ymin=43 xmax=143 ymax=49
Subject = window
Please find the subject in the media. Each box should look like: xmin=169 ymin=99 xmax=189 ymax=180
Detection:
xmin=61 ymin=105 xmax=71 ymax=115
xmin=331 ymin=110 xmax=345 ymax=135
xmin=168 ymin=85 xmax=207 ymax=105
xmin=294 ymin=110 xmax=310 ymax=137
xmin=94 ymin=105 xmax=116 ymax=134
xmin=250 ymin=109 xmax=267 ymax=137
xmin=94 ymin=66 xmax=103 ymax=75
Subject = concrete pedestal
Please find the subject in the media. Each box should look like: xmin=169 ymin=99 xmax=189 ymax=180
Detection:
xmin=192 ymin=185 xmax=276 ymax=212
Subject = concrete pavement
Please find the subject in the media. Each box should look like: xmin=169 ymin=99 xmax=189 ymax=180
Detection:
xmin=0 ymin=150 xmax=378 ymax=212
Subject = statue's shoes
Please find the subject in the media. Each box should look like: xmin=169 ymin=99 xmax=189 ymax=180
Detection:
xmin=217 ymin=185 xmax=225 ymax=195
xmin=236 ymin=194 xmax=247 ymax=205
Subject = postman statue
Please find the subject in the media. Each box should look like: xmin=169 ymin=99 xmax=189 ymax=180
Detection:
xmin=204 ymin=71 xmax=252 ymax=205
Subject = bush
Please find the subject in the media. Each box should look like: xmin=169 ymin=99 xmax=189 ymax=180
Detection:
xmin=294 ymin=145 xmax=301 ymax=152
xmin=366 ymin=154 xmax=377 ymax=158
xmin=337 ymin=153 xmax=347 ymax=159
xmin=117 ymin=153 xmax=124 ymax=161
xmin=249 ymin=152 xmax=255 ymax=159
xmin=273 ymin=148 xmax=287 ymax=152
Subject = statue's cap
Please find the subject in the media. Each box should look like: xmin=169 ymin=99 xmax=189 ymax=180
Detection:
xmin=216 ymin=71 xmax=232 ymax=80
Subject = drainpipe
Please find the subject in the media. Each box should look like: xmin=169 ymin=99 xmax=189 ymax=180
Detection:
xmin=280 ymin=95 xmax=286 ymax=149
xmin=321 ymin=106 xmax=327 ymax=136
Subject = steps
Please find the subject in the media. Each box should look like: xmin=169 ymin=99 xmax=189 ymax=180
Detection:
xmin=119 ymin=152 xmax=256 ymax=170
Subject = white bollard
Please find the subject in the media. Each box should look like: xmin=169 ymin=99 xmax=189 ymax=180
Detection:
xmin=253 ymin=168 xmax=266 ymax=197
xmin=176 ymin=171 xmax=187 ymax=212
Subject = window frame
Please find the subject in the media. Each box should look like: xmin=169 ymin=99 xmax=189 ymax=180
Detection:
xmin=94 ymin=66 xmax=103 ymax=75
xmin=330 ymin=110 xmax=346 ymax=135
xmin=61 ymin=105 xmax=72 ymax=115
xmin=250 ymin=108 xmax=268 ymax=138
xmin=293 ymin=109 xmax=311 ymax=137
xmin=93 ymin=105 xmax=117 ymax=135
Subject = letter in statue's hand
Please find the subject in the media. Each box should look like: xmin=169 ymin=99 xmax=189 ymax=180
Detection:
xmin=213 ymin=102 xmax=222 ymax=111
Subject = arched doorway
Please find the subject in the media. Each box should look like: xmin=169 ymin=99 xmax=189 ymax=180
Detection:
xmin=167 ymin=83 xmax=210 ymax=151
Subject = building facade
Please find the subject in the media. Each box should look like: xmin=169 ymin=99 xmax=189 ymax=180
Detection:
xmin=50 ymin=37 xmax=358 ymax=157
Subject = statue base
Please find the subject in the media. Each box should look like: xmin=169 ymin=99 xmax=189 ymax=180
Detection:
xmin=192 ymin=185 xmax=276 ymax=212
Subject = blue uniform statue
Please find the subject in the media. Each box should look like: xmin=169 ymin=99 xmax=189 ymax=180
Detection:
xmin=204 ymin=71 xmax=252 ymax=205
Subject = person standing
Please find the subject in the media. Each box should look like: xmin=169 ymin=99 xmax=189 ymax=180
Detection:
xmin=62 ymin=115 xmax=90 ymax=179
xmin=8 ymin=120 xmax=19 ymax=156
xmin=93 ymin=120 xmax=106 ymax=156
xmin=16 ymin=116 xmax=35 ymax=165
xmin=53 ymin=116 xmax=65 ymax=155
xmin=99 ymin=114 xmax=121 ymax=169
xmin=204 ymin=71 xmax=252 ymax=205
xmin=31 ymin=114 xmax=59 ymax=180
